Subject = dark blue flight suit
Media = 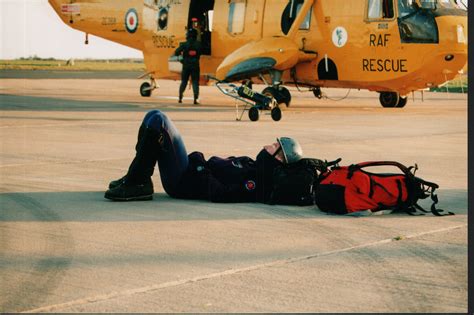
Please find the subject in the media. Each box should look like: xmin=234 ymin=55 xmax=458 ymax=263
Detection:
xmin=124 ymin=110 xmax=281 ymax=203
xmin=174 ymin=38 xmax=202 ymax=103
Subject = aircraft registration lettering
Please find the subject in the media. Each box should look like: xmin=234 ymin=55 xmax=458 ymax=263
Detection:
xmin=152 ymin=35 xmax=176 ymax=48
xmin=369 ymin=34 xmax=391 ymax=47
xmin=362 ymin=59 xmax=408 ymax=73
xmin=147 ymin=0 xmax=182 ymax=7
xmin=102 ymin=17 xmax=117 ymax=26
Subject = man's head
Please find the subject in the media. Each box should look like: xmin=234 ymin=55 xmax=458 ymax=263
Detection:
xmin=264 ymin=137 xmax=303 ymax=164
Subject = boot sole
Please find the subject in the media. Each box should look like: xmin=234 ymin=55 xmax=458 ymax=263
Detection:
xmin=104 ymin=194 xmax=153 ymax=202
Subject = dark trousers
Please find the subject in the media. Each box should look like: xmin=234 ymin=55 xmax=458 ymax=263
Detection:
xmin=127 ymin=110 xmax=189 ymax=197
xmin=179 ymin=65 xmax=200 ymax=100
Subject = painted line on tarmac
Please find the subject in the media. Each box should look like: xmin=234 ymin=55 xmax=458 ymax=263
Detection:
xmin=22 ymin=224 xmax=466 ymax=313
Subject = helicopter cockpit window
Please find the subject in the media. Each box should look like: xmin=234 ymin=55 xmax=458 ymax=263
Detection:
xmin=397 ymin=0 xmax=439 ymax=43
xmin=436 ymin=0 xmax=466 ymax=9
xmin=398 ymin=0 xmax=418 ymax=17
xmin=228 ymin=0 xmax=246 ymax=34
xmin=367 ymin=0 xmax=395 ymax=19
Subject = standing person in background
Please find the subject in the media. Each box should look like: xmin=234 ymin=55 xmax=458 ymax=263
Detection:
xmin=174 ymin=28 xmax=202 ymax=105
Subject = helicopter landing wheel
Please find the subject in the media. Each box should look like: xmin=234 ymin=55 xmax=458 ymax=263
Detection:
xmin=140 ymin=82 xmax=153 ymax=97
xmin=379 ymin=92 xmax=400 ymax=108
xmin=278 ymin=86 xmax=291 ymax=107
xmin=396 ymin=96 xmax=408 ymax=108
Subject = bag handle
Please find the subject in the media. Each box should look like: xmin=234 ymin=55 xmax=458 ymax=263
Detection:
xmin=348 ymin=161 xmax=439 ymax=188
xmin=349 ymin=161 xmax=412 ymax=175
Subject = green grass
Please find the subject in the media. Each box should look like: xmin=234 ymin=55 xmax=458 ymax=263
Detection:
xmin=0 ymin=59 xmax=145 ymax=71
xmin=430 ymin=75 xmax=468 ymax=93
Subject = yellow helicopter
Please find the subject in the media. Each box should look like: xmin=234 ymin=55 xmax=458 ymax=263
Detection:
xmin=49 ymin=0 xmax=467 ymax=121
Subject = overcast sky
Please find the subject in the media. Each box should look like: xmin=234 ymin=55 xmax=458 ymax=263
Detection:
xmin=0 ymin=0 xmax=142 ymax=59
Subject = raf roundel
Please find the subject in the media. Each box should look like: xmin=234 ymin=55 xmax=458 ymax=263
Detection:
xmin=125 ymin=9 xmax=139 ymax=34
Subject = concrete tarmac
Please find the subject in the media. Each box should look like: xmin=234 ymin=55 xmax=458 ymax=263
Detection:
xmin=0 ymin=79 xmax=467 ymax=313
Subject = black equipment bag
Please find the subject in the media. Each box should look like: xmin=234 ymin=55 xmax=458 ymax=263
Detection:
xmin=269 ymin=158 xmax=340 ymax=206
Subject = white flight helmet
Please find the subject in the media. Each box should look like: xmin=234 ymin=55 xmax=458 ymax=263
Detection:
xmin=277 ymin=137 xmax=303 ymax=164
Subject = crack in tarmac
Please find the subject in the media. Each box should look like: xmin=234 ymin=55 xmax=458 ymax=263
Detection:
xmin=21 ymin=224 xmax=466 ymax=313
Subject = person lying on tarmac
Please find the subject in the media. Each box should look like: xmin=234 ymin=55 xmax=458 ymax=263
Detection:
xmin=104 ymin=110 xmax=303 ymax=203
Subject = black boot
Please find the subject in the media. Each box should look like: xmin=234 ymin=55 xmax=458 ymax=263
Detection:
xmin=109 ymin=175 xmax=153 ymax=189
xmin=109 ymin=125 xmax=149 ymax=188
xmin=105 ymin=126 xmax=163 ymax=201
xmin=105 ymin=180 xmax=154 ymax=201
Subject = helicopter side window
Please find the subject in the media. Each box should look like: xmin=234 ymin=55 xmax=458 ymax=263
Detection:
xmin=281 ymin=0 xmax=312 ymax=34
xmin=367 ymin=0 xmax=395 ymax=19
xmin=298 ymin=3 xmax=312 ymax=30
xmin=228 ymin=0 xmax=247 ymax=34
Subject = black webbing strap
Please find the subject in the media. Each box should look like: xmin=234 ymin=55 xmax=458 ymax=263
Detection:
xmin=428 ymin=189 xmax=455 ymax=216
xmin=326 ymin=158 xmax=342 ymax=168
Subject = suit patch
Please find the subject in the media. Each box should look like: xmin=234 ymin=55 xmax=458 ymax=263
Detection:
xmin=245 ymin=180 xmax=256 ymax=191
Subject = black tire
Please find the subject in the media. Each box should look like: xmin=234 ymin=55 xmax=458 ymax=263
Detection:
xmin=279 ymin=86 xmax=291 ymax=107
xmin=271 ymin=107 xmax=282 ymax=121
xmin=262 ymin=86 xmax=289 ymax=107
xmin=140 ymin=82 xmax=152 ymax=97
xmin=397 ymin=96 xmax=408 ymax=108
xmin=249 ymin=107 xmax=260 ymax=122
xmin=379 ymin=92 xmax=399 ymax=108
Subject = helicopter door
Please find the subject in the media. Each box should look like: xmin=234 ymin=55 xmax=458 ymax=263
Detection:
xmin=211 ymin=0 xmax=266 ymax=58
xmin=188 ymin=0 xmax=215 ymax=55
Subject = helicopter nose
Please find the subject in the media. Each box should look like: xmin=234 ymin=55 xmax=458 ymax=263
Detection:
xmin=436 ymin=15 xmax=467 ymax=58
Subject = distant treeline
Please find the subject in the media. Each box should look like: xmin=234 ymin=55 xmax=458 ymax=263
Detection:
xmin=16 ymin=56 xmax=144 ymax=63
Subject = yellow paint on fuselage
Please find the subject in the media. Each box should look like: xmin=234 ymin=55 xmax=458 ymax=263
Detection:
xmin=49 ymin=0 xmax=467 ymax=95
